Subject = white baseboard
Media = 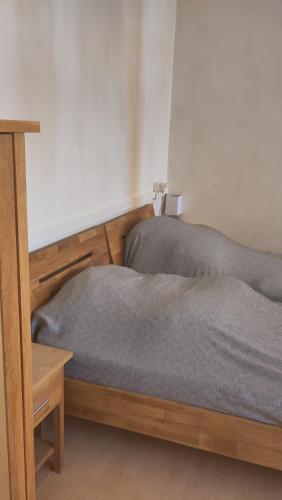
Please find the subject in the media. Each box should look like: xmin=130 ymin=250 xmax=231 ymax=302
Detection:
xmin=28 ymin=192 xmax=153 ymax=251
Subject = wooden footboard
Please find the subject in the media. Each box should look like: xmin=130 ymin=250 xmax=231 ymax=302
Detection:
xmin=64 ymin=377 xmax=282 ymax=471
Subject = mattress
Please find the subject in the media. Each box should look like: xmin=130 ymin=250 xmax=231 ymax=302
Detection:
xmin=32 ymin=265 xmax=282 ymax=426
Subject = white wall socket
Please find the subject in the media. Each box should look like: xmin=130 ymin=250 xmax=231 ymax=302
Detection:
xmin=165 ymin=194 xmax=183 ymax=216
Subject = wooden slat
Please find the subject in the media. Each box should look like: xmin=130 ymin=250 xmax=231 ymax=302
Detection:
xmin=30 ymin=226 xmax=108 ymax=282
xmin=105 ymin=204 xmax=154 ymax=265
xmin=0 ymin=134 xmax=26 ymax=499
xmin=0 ymin=120 xmax=40 ymax=133
xmin=30 ymin=226 xmax=110 ymax=311
xmin=29 ymin=205 xmax=155 ymax=312
xmin=34 ymin=438 xmax=53 ymax=472
xmin=65 ymin=378 xmax=282 ymax=472
xmin=13 ymin=133 xmax=36 ymax=500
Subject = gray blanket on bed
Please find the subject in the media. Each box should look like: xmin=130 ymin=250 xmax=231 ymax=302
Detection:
xmin=32 ymin=265 xmax=282 ymax=425
xmin=125 ymin=216 xmax=282 ymax=302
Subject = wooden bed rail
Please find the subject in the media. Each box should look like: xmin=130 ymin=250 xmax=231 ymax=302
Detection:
xmin=65 ymin=378 xmax=282 ymax=472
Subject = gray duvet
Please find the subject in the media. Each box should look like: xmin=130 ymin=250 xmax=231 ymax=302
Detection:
xmin=32 ymin=265 xmax=282 ymax=425
xmin=126 ymin=216 xmax=282 ymax=302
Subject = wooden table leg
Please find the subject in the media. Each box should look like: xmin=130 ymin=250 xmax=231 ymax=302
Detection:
xmin=53 ymin=401 xmax=64 ymax=473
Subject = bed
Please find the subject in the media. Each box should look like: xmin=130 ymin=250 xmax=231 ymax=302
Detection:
xmin=126 ymin=215 xmax=282 ymax=302
xmin=29 ymin=204 xmax=282 ymax=472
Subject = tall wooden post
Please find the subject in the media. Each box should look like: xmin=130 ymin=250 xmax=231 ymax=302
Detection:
xmin=0 ymin=120 xmax=40 ymax=499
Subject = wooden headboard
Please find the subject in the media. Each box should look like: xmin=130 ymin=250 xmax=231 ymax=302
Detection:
xmin=105 ymin=204 xmax=154 ymax=264
xmin=29 ymin=204 xmax=154 ymax=311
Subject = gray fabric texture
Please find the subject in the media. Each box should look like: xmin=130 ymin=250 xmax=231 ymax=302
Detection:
xmin=32 ymin=265 xmax=282 ymax=425
xmin=125 ymin=216 xmax=282 ymax=302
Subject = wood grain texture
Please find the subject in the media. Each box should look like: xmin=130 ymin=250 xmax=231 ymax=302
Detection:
xmin=0 ymin=119 xmax=40 ymax=133
xmin=64 ymin=378 xmax=282 ymax=472
xmin=33 ymin=370 xmax=64 ymax=429
xmin=36 ymin=416 xmax=282 ymax=500
xmin=53 ymin=401 xmax=64 ymax=473
xmin=32 ymin=343 xmax=73 ymax=391
xmin=30 ymin=203 xmax=282 ymax=472
xmin=32 ymin=345 xmax=72 ymax=473
xmin=34 ymin=438 xmax=53 ymax=473
xmin=105 ymin=204 xmax=154 ymax=265
xmin=30 ymin=225 xmax=110 ymax=311
xmin=0 ymin=134 xmax=26 ymax=499
xmin=0 ymin=295 xmax=10 ymax=500
xmin=29 ymin=205 xmax=154 ymax=311
xmin=13 ymin=133 xmax=36 ymax=500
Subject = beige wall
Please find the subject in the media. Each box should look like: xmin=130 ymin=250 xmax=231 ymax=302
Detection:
xmin=0 ymin=0 xmax=176 ymax=249
xmin=168 ymin=0 xmax=282 ymax=251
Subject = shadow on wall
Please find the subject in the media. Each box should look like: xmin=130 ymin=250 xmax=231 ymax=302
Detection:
xmin=14 ymin=0 xmax=59 ymax=212
xmin=8 ymin=0 xmax=177 ymax=251
xmin=72 ymin=0 xmax=143 ymax=206
xmin=128 ymin=0 xmax=143 ymax=200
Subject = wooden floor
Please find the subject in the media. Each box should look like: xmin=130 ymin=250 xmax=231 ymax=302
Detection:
xmin=36 ymin=416 xmax=282 ymax=500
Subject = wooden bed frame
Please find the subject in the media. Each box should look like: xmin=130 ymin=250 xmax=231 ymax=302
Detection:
xmin=29 ymin=204 xmax=282 ymax=472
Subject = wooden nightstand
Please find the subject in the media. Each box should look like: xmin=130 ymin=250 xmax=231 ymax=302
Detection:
xmin=32 ymin=343 xmax=73 ymax=473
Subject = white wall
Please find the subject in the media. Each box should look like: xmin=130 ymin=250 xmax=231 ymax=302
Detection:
xmin=168 ymin=0 xmax=282 ymax=252
xmin=0 ymin=0 xmax=176 ymax=250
